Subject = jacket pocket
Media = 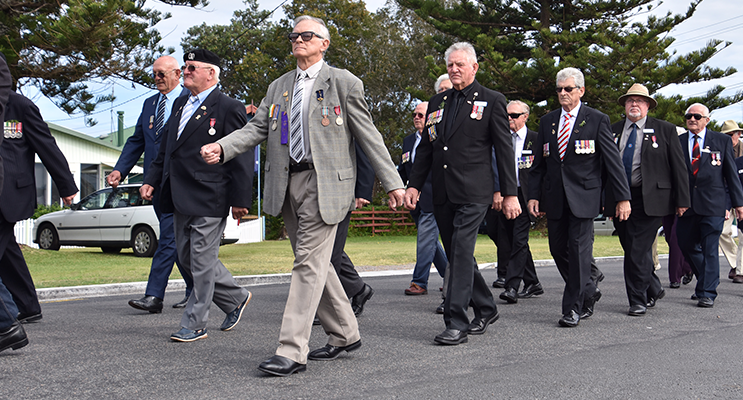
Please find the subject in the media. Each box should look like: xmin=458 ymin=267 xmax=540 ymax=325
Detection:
xmin=16 ymin=176 xmax=33 ymax=188
xmin=194 ymin=171 xmax=222 ymax=182
xmin=337 ymin=167 xmax=354 ymax=181
xmin=657 ymin=181 xmax=671 ymax=189
xmin=583 ymin=178 xmax=600 ymax=189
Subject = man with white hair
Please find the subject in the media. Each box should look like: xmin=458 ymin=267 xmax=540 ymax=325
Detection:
xmin=435 ymin=74 xmax=452 ymax=93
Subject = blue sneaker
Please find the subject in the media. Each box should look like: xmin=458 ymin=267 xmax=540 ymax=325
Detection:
xmin=221 ymin=291 xmax=252 ymax=331
xmin=170 ymin=328 xmax=207 ymax=342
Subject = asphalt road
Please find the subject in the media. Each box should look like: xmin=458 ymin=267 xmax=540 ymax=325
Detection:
xmin=2 ymin=258 xmax=743 ymax=399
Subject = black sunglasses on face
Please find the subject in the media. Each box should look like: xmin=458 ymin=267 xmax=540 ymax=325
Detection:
xmin=508 ymin=112 xmax=526 ymax=119
xmin=556 ymin=86 xmax=579 ymax=93
xmin=181 ymin=65 xmax=211 ymax=73
xmin=152 ymin=69 xmax=177 ymax=79
xmin=288 ymin=31 xmax=323 ymax=43
xmin=685 ymin=113 xmax=707 ymax=120
xmin=412 ymin=112 xmax=425 ymax=119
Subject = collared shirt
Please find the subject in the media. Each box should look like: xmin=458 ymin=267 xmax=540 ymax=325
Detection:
xmin=412 ymin=131 xmax=422 ymax=163
xmin=512 ymin=125 xmax=527 ymax=187
xmin=158 ymin=85 xmax=181 ymax=125
xmin=620 ymin=116 xmax=646 ymax=187
xmin=688 ymin=127 xmax=707 ymax=163
xmin=559 ymin=102 xmax=582 ymax=143
xmin=191 ymin=84 xmax=218 ymax=110
xmin=295 ymin=59 xmax=324 ymax=163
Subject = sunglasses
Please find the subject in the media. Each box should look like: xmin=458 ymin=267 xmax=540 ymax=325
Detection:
xmin=181 ymin=64 xmax=212 ymax=73
xmin=152 ymin=69 xmax=178 ymax=79
xmin=556 ymin=86 xmax=580 ymax=93
xmin=412 ymin=112 xmax=425 ymax=119
xmin=288 ymin=31 xmax=324 ymax=43
xmin=685 ymin=113 xmax=707 ymax=120
xmin=508 ymin=112 xmax=526 ymax=119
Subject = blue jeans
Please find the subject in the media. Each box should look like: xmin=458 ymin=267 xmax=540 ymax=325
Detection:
xmin=411 ymin=211 xmax=447 ymax=289
xmin=0 ymin=276 xmax=18 ymax=329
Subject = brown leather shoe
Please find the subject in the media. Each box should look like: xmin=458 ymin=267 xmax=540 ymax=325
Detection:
xmin=734 ymin=275 xmax=743 ymax=284
xmin=729 ymin=268 xmax=736 ymax=280
xmin=404 ymin=283 xmax=427 ymax=295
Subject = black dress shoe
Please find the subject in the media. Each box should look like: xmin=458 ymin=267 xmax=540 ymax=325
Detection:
xmin=593 ymin=272 xmax=605 ymax=285
xmin=434 ymin=329 xmax=468 ymax=345
xmin=468 ymin=311 xmax=500 ymax=335
xmin=492 ymin=278 xmax=506 ymax=288
xmin=308 ymin=340 xmax=361 ymax=361
xmin=258 ymin=355 xmax=306 ymax=377
xmin=17 ymin=312 xmax=42 ymax=324
xmin=499 ymin=288 xmax=518 ymax=304
xmin=128 ymin=295 xmax=163 ymax=313
xmin=669 ymin=282 xmax=680 ymax=289
xmin=0 ymin=321 xmax=28 ymax=353
xmin=518 ymin=283 xmax=544 ymax=298
xmin=697 ymin=297 xmax=714 ymax=308
xmin=435 ymin=301 xmax=445 ymax=314
xmin=647 ymin=289 xmax=665 ymax=308
xmin=558 ymin=310 xmax=580 ymax=327
xmin=682 ymin=272 xmax=694 ymax=285
xmin=628 ymin=304 xmax=647 ymax=316
xmin=351 ymin=284 xmax=374 ymax=316
xmin=580 ymin=287 xmax=602 ymax=319
xmin=172 ymin=294 xmax=189 ymax=308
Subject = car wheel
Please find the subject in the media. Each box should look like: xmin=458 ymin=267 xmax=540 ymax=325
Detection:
xmin=37 ymin=224 xmax=60 ymax=251
xmin=101 ymin=247 xmax=122 ymax=254
xmin=132 ymin=226 xmax=157 ymax=258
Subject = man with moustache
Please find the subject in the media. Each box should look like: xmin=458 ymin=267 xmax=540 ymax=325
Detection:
xmin=676 ymin=103 xmax=743 ymax=308
xmin=606 ymin=83 xmax=689 ymax=316
xmin=528 ymin=67 xmax=631 ymax=327
xmin=201 ymin=16 xmax=404 ymax=376
xmin=108 ymin=55 xmax=193 ymax=312
xmin=404 ymin=42 xmax=520 ymax=345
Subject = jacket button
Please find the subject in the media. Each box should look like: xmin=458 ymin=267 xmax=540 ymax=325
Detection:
xmin=443 ymin=165 xmax=448 ymax=169
xmin=443 ymin=146 xmax=448 ymax=151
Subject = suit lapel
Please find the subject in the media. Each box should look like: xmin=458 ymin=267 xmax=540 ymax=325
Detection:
xmin=448 ymin=82 xmax=481 ymax=138
xmin=309 ymin=64 xmax=330 ymax=126
xmin=173 ymin=89 xmax=219 ymax=151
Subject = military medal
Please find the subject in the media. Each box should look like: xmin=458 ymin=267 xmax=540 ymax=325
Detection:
xmin=543 ymin=143 xmax=550 ymax=157
xmin=471 ymin=101 xmax=487 ymax=120
xmin=149 ymin=115 xmax=154 ymax=130
xmin=711 ymin=151 xmax=721 ymax=166
xmin=575 ymin=140 xmax=583 ymax=154
xmin=208 ymin=118 xmax=216 ymax=135
xmin=428 ymin=125 xmax=438 ymax=141
xmin=3 ymin=121 xmax=22 ymax=139
xmin=402 ymin=151 xmax=410 ymax=164
xmin=316 ymin=90 xmax=324 ymax=101
xmin=589 ymin=140 xmax=596 ymax=154
xmin=334 ymin=106 xmax=343 ymax=126
xmin=280 ymin=111 xmax=289 ymax=144
xmin=651 ymin=135 xmax=658 ymax=148
xmin=270 ymin=104 xmax=280 ymax=131
xmin=321 ymin=106 xmax=330 ymax=126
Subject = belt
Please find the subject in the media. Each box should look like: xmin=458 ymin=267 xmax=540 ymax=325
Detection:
xmin=289 ymin=162 xmax=314 ymax=173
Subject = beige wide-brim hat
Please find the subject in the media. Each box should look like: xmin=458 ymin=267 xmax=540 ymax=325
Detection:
xmin=617 ymin=83 xmax=658 ymax=109
xmin=721 ymin=119 xmax=743 ymax=135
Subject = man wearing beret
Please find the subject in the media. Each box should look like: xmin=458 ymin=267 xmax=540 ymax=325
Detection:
xmin=141 ymin=49 xmax=254 ymax=342
xmin=606 ymin=83 xmax=689 ymax=316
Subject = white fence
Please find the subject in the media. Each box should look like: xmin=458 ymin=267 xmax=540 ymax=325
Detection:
xmin=15 ymin=219 xmax=38 ymax=248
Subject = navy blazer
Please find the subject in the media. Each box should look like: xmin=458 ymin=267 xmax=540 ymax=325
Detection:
xmin=529 ymin=103 xmax=630 ymax=219
xmin=679 ymin=129 xmax=743 ymax=217
xmin=399 ymin=132 xmax=435 ymax=213
xmin=0 ymin=56 xmax=10 ymax=196
xmin=114 ymin=87 xmax=189 ymax=176
xmin=355 ymin=142 xmax=374 ymax=202
xmin=1 ymin=92 xmax=78 ymax=222
xmin=145 ymin=88 xmax=254 ymax=218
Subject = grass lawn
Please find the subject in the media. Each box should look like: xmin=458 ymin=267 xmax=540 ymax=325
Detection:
xmin=22 ymin=234 xmax=667 ymax=289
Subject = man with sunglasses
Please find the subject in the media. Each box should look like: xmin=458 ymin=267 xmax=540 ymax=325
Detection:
xmin=108 ymin=55 xmax=193 ymax=313
xmin=606 ymin=83 xmax=689 ymax=316
xmin=141 ymin=49 xmax=254 ymax=342
xmin=201 ymin=16 xmax=404 ymax=376
xmin=676 ymin=104 xmax=743 ymax=308
xmin=528 ymin=67 xmax=631 ymax=327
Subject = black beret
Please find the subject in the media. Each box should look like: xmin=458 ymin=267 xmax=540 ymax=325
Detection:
xmin=183 ymin=49 xmax=220 ymax=67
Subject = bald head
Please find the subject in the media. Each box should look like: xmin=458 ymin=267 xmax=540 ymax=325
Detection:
xmin=413 ymin=102 xmax=428 ymax=133
xmin=153 ymin=55 xmax=181 ymax=94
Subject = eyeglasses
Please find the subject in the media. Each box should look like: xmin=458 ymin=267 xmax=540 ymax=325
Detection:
xmin=556 ymin=86 xmax=580 ymax=93
xmin=181 ymin=64 xmax=212 ymax=73
xmin=685 ymin=113 xmax=707 ymax=120
xmin=288 ymin=31 xmax=324 ymax=43
xmin=152 ymin=69 xmax=178 ymax=79
xmin=412 ymin=112 xmax=425 ymax=119
xmin=508 ymin=112 xmax=526 ymax=119
xmin=625 ymin=99 xmax=647 ymax=105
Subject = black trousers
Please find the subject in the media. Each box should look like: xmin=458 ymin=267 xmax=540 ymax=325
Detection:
xmin=435 ymin=201 xmax=497 ymax=331
xmin=0 ymin=217 xmax=40 ymax=316
xmin=331 ymin=211 xmax=364 ymax=298
xmin=485 ymin=208 xmax=510 ymax=278
xmin=613 ymin=187 xmax=663 ymax=306
xmin=499 ymin=188 xmax=538 ymax=291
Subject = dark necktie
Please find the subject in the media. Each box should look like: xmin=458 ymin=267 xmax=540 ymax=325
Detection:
xmin=622 ymin=123 xmax=637 ymax=185
xmin=445 ymin=90 xmax=463 ymax=135
xmin=691 ymin=134 xmax=701 ymax=176
xmin=155 ymin=94 xmax=166 ymax=136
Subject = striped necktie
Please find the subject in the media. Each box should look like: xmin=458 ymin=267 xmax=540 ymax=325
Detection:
xmin=290 ymin=71 xmax=306 ymax=163
xmin=155 ymin=94 xmax=166 ymax=136
xmin=691 ymin=134 xmax=701 ymax=176
xmin=558 ymin=113 xmax=572 ymax=160
xmin=177 ymin=96 xmax=198 ymax=140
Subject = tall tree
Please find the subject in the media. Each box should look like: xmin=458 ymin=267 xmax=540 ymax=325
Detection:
xmin=398 ymin=0 xmax=742 ymax=127
xmin=0 ymin=0 xmax=208 ymax=125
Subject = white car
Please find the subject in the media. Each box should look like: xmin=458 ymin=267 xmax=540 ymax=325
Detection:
xmin=33 ymin=184 xmax=241 ymax=257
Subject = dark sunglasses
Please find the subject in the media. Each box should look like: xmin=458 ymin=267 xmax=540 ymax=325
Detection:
xmin=556 ymin=86 xmax=579 ymax=93
xmin=412 ymin=112 xmax=425 ymax=119
xmin=180 ymin=64 xmax=212 ymax=73
xmin=508 ymin=112 xmax=526 ymax=119
xmin=152 ymin=69 xmax=177 ymax=79
xmin=685 ymin=113 xmax=707 ymax=120
xmin=288 ymin=31 xmax=324 ymax=43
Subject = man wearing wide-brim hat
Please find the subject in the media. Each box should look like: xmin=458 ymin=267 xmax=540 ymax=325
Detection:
xmin=719 ymin=119 xmax=743 ymax=283
xmin=606 ymin=83 xmax=690 ymax=316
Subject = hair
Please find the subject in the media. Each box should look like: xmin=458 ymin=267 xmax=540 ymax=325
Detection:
xmin=434 ymin=74 xmax=450 ymax=92
xmin=211 ymin=65 xmax=221 ymax=83
xmin=508 ymin=100 xmax=530 ymax=115
xmin=445 ymin=42 xmax=477 ymax=65
xmin=294 ymin=15 xmax=331 ymax=45
xmin=556 ymin=67 xmax=584 ymax=88
xmin=685 ymin=102 xmax=710 ymax=117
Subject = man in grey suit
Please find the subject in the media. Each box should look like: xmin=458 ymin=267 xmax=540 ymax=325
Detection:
xmin=201 ymin=16 xmax=404 ymax=376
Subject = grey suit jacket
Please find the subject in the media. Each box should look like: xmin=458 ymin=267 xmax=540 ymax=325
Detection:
xmin=219 ymin=61 xmax=403 ymax=224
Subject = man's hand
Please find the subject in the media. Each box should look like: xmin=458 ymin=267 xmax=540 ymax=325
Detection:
xmin=492 ymin=191 xmax=503 ymax=211
xmin=676 ymin=207 xmax=688 ymax=217
xmin=232 ymin=207 xmax=248 ymax=220
xmin=404 ymin=187 xmax=419 ymax=210
xmin=616 ymin=200 xmax=631 ymax=221
xmin=106 ymin=170 xmax=122 ymax=188
xmin=201 ymin=143 xmax=223 ymax=165
xmin=735 ymin=206 xmax=743 ymax=221
xmin=140 ymin=184 xmax=155 ymax=201
xmin=502 ymin=195 xmax=521 ymax=219
xmin=527 ymin=199 xmax=543 ymax=218
xmin=387 ymin=188 xmax=405 ymax=210
xmin=355 ymin=198 xmax=370 ymax=209
xmin=726 ymin=209 xmax=731 ymax=220
xmin=62 ymin=193 xmax=78 ymax=206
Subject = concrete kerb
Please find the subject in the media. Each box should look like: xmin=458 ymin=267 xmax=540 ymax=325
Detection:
xmin=36 ymin=255 xmax=643 ymax=302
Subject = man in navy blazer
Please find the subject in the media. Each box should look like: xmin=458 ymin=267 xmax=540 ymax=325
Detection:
xmin=528 ymin=67 xmax=631 ymax=327
xmin=107 ymin=55 xmax=193 ymax=313
xmin=676 ymin=103 xmax=743 ymax=308
xmin=141 ymin=49 xmax=254 ymax=342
